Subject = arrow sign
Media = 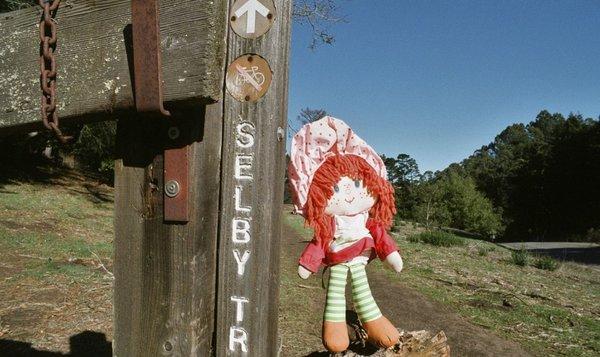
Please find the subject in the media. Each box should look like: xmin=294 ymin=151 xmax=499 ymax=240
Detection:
xmin=235 ymin=0 xmax=270 ymax=34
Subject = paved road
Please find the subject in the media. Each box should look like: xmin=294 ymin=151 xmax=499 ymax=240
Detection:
xmin=500 ymin=242 xmax=600 ymax=265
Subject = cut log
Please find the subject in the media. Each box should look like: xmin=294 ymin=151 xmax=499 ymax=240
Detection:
xmin=343 ymin=329 xmax=450 ymax=357
xmin=0 ymin=0 xmax=227 ymax=135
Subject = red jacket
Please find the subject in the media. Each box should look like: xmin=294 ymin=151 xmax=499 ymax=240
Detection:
xmin=299 ymin=218 xmax=400 ymax=273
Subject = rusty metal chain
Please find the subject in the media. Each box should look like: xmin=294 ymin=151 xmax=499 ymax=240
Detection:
xmin=39 ymin=0 xmax=71 ymax=143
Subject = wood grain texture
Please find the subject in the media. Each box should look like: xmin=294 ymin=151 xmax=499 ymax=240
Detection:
xmin=214 ymin=0 xmax=292 ymax=355
xmin=0 ymin=0 xmax=227 ymax=134
xmin=113 ymin=103 xmax=223 ymax=356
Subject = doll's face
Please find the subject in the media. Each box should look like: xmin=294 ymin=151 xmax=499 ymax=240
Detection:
xmin=324 ymin=176 xmax=376 ymax=216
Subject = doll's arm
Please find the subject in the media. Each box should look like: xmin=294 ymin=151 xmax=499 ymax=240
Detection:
xmin=298 ymin=238 xmax=325 ymax=279
xmin=384 ymin=251 xmax=403 ymax=273
xmin=368 ymin=219 xmax=403 ymax=273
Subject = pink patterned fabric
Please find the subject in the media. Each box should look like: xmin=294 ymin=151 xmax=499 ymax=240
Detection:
xmin=288 ymin=116 xmax=388 ymax=211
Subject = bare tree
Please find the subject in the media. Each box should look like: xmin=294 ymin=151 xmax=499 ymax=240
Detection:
xmin=293 ymin=0 xmax=346 ymax=49
xmin=297 ymin=107 xmax=328 ymax=125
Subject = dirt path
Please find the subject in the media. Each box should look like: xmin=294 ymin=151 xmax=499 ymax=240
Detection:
xmin=280 ymin=218 xmax=532 ymax=356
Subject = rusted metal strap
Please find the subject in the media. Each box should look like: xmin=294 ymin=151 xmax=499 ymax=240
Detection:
xmin=131 ymin=0 xmax=189 ymax=223
xmin=131 ymin=0 xmax=170 ymax=116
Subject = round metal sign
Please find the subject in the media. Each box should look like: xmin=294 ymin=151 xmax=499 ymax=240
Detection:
xmin=230 ymin=0 xmax=276 ymax=39
xmin=226 ymin=54 xmax=273 ymax=102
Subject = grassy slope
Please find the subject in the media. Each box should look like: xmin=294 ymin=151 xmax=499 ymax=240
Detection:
xmin=283 ymin=213 xmax=600 ymax=357
xmin=0 ymin=172 xmax=113 ymax=351
xmin=1 ymin=176 xmax=598 ymax=355
xmin=391 ymin=222 xmax=599 ymax=356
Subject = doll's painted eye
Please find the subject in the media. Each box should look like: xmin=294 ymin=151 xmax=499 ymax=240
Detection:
xmin=354 ymin=180 xmax=361 ymax=188
xmin=333 ymin=185 xmax=340 ymax=193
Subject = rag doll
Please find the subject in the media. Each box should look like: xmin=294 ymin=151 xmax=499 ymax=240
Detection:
xmin=288 ymin=116 xmax=404 ymax=352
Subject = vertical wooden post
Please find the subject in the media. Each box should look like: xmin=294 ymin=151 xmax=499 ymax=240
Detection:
xmin=215 ymin=0 xmax=292 ymax=355
xmin=113 ymin=104 xmax=223 ymax=356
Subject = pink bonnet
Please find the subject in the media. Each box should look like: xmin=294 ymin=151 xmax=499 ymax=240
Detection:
xmin=288 ymin=116 xmax=388 ymax=211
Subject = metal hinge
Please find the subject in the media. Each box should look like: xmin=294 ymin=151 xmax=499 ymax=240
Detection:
xmin=131 ymin=0 xmax=189 ymax=223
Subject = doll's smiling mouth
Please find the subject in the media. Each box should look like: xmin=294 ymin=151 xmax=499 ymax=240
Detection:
xmin=345 ymin=197 xmax=355 ymax=203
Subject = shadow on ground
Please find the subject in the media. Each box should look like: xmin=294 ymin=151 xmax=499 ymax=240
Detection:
xmin=0 ymin=331 xmax=111 ymax=357
xmin=500 ymin=243 xmax=600 ymax=265
xmin=528 ymin=247 xmax=600 ymax=265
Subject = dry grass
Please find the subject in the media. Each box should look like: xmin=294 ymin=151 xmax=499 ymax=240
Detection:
xmin=388 ymin=229 xmax=600 ymax=356
xmin=0 ymin=171 xmax=113 ymax=353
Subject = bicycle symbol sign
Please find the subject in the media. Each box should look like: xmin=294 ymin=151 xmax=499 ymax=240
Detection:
xmin=226 ymin=54 xmax=272 ymax=102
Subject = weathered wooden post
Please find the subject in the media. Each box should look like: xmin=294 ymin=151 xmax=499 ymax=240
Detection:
xmin=0 ymin=0 xmax=291 ymax=355
xmin=215 ymin=0 xmax=291 ymax=355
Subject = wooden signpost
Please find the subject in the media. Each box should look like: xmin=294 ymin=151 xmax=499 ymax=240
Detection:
xmin=0 ymin=0 xmax=290 ymax=355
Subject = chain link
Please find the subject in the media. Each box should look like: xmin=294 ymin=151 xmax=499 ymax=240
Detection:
xmin=39 ymin=0 xmax=71 ymax=143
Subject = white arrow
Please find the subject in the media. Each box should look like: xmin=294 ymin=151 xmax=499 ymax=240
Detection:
xmin=235 ymin=0 xmax=270 ymax=34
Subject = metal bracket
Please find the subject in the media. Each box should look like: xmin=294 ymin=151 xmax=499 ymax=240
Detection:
xmin=131 ymin=0 xmax=189 ymax=223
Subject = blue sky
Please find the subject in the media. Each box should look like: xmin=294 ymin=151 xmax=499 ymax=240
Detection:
xmin=288 ymin=0 xmax=600 ymax=173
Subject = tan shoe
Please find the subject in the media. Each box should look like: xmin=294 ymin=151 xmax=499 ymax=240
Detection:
xmin=322 ymin=321 xmax=350 ymax=353
xmin=362 ymin=315 xmax=400 ymax=349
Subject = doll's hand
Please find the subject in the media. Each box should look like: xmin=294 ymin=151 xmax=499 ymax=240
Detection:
xmin=385 ymin=251 xmax=403 ymax=273
xmin=298 ymin=265 xmax=312 ymax=279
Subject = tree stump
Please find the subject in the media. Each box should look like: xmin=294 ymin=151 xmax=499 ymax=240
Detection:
xmin=343 ymin=328 xmax=450 ymax=357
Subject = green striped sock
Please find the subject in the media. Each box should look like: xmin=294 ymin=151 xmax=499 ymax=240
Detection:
xmin=349 ymin=264 xmax=382 ymax=323
xmin=324 ymin=264 xmax=348 ymax=322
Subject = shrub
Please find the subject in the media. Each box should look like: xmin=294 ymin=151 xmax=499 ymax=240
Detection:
xmin=412 ymin=172 xmax=504 ymax=238
xmin=408 ymin=231 xmax=465 ymax=247
xmin=534 ymin=256 xmax=559 ymax=271
xmin=477 ymin=245 xmax=495 ymax=256
xmin=511 ymin=247 xmax=529 ymax=267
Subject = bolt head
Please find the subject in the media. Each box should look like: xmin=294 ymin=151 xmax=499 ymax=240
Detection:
xmin=165 ymin=180 xmax=180 ymax=198
xmin=168 ymin=126 xmax=180 ymax=140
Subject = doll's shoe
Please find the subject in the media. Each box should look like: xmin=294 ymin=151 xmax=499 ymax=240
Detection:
xmin=322 ymin=321 xmax=350 ymax=353
xmin=362 ymin=315 xmax=400 ymax=348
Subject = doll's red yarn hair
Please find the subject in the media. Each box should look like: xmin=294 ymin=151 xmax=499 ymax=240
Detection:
xmin=303 ymin=154 xmax=396 ymax=246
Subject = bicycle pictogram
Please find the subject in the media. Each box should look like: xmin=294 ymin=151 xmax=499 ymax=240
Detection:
xmin=234 ymin=65 xmax=266 ymax=88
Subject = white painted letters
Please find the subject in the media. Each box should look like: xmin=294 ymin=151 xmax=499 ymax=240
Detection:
xmin=232 ymin=219 xmax=251 ymax=243
xmin=235 ymin=154 xmax=254 ymax=180
xmin=235 ymin=186 xmax=252 ymax=213
xmin=229 ymin=121 xmax=257 ymax=353
xmin=236 ymin=122 xmax=255 ymax=148
xmin=233 ymin=250 xmax=251 ymax=275
xmin=229 ymin=326 xmax=249 ymax=353
xmin=231 ymin=296 xmax=249 ymax=322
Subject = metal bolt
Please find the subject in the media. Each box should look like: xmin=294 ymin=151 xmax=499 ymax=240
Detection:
xmin=165 ymin=180 xmax=180 ymax=198
xmin=267 ymin=13 xmax=273 ymax=20
xmin=164 ymin=340 xmax=173 ymax=352
xmin=168 ymin=126 xmax=180 ymax=140
xmin=231 ymin=15 xmax=236 ymax=22
xmin=277 ymin=127 xmax=285 ymax=142
xmin=247 ymin=55 xmax=253 ymax=62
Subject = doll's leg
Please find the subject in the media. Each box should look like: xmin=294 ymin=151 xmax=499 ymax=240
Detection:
xmin=348 ymin=263 xmax=382 ymax=322
xmin=349 ymin=263 xmax=399 ymax=348
xmin=322 ymin=264 xmax=350 ymax=352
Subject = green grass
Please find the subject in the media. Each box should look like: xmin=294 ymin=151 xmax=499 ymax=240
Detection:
xmin=283 ymin=210 xmax=600 ymax=357
xmin=407 ymin=230 xmax=466 ymax=247
xmin=511 ymin=247 xmax=530 ymax=266
xmin=0 ymin=179 xmax=113 ymax=283
xmin=534 ymin=256 xmax=560 ymax=271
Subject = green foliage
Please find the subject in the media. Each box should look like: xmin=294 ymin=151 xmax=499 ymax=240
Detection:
xmin=0 ymin=0 xmax=36 ymax=12
xmin=381 ymin=153 xmax=421 ymax=218
xmin=72 ymin=121 xmax=116 ymax=182
xmin=412 ymin=171 xmax=503 ymax=238
xmin=477 ymin=245 xmax=495 ymax=256
xmin=533 ymin=256 xmax=559 ymax=271
xmin=408 ymin=231 xmax=465 ymax=247
xmin=511 ymin=247 xmax=529 ymax=267
xmin=461 ymin=111 xmax=600 ymax=241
